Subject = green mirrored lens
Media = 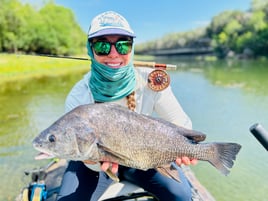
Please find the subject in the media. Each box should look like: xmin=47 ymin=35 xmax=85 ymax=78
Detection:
xmin=92 ymin=40 xmax=132 ymax=56
xmin=115 ymin=41 xmax=132 ymax=55
xmin=93 ymin=41 xmax=111 ymax=55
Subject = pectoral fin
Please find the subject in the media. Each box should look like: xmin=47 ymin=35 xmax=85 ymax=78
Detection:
xmin=97 ymin=143 xmax=130 ymax=182
xmin=156 ymin=164 xmax=181 ymax=182
xmin=97 ymin=143 xmax=131 ymax=162
xmin=105 ymin=168 xmax=120 ymax=182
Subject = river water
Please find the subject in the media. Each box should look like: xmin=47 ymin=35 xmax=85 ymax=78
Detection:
xmin=1 ymin=58 xmax=268 ymax=201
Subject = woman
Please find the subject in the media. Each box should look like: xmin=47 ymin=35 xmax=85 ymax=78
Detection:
xmin=57 ymin=11 xmax=197 ymax=201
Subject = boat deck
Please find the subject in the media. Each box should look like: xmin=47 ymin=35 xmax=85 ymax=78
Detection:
xmin=16 ymin=159 xmax=215 ymax=201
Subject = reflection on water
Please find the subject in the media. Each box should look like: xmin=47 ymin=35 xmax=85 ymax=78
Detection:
xmin=159 ymin=57 xmax=268 ymax=95
xmin=1 ymin=59 xmax=268 ymax=200
xmin=203 ymin=59 xmax=268 ymax=95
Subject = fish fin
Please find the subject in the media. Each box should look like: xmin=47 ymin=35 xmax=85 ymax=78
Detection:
xmin=150 ymin=116 xmax=206 ymax=142
xmin=156 ymin=164 xmax=181 ymax=182
xmin=154 ymin=116 xmax=206 ymax=142
xmin=181 ymin=130 xmax=207 ymax=143
xmin=97 ymin=143 xmax=130 ymax=161
xmin=208 ymin=143 xmax=242 ymax=175
xmin=105 ymin=169 xmax=120 ymax=182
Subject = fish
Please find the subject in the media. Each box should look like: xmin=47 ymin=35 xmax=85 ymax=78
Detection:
xmin=32 ymin=102 xmax=242 ymax=182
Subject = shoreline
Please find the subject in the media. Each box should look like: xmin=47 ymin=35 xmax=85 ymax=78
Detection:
xmin=0 ymin=54 xmax=90 ymax=93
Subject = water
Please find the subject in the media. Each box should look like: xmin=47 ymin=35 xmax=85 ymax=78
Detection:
xmin=0 ymin=74 xmax=83 ymax=201
xmin=166 ymin=58 xmax=268 ymax=201
xmin=1 ymin=59 xmax=268 ymax=201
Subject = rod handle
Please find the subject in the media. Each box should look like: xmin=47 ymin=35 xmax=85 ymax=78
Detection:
xmin=133 ymin=61 xmax=177 ymax=70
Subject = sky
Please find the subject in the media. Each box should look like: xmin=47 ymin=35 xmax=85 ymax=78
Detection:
xmin=30 ymin=0 xmax=253 ymax=44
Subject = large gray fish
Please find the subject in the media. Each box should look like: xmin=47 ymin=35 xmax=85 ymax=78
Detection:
xmin=32 ymin=103 xmax=241 ymax=182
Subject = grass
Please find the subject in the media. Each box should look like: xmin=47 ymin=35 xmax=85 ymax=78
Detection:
xmin=0 ymin=53 xmax=90 ymax=92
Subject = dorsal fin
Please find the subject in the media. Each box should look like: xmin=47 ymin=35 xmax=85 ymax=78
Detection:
xmin=177 ymin=128 xmax=206 ymax=143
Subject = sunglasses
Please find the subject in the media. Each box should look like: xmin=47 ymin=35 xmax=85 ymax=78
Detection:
xmin=91 ymin=39 xmax=133 ymax=56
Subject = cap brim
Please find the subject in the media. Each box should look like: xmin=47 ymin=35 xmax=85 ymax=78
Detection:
xmin=88 ymin=28 xmax=136 ymax=39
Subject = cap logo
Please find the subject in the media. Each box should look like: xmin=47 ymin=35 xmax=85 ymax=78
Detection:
xmin=98 ymin=14 xmax=125 ymax=28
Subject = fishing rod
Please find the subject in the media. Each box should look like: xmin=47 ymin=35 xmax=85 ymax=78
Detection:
xmin=25 ymin=53 xmax=177 ymax=70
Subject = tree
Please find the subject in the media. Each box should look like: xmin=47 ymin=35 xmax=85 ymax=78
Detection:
xmin=0 ymin=0 xmax=85 ymax=55
xmin=38 ymin=2 xmax=85 ymax=55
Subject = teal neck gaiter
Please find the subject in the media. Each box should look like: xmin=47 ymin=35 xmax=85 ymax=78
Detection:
xmin=87 ymin=42 xmax=136 ymax=102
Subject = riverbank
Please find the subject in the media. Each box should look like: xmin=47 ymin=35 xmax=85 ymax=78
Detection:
xmin=0 ymin=54 xmax=90 ymax=92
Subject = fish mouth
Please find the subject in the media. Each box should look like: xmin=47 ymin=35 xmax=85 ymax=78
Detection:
xmin=35 ymin=152 xmax=55 ymax=160
xmin=33 ymin=144 xmax=56 ymax=160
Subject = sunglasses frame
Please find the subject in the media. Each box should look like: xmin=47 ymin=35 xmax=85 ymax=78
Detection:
xmin=90 ymin=38 xmax=133 ymax=56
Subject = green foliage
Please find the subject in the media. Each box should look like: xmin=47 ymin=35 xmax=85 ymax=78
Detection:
xmin=136 ymin=0 xmax=268 ymax=59
xmin=2 ymin=0 xmax=268 ymax=58
xmin=0 ymin=0 xmax=85 ymax=55
xmin=135 ymin=27 xmax=208 ymax=54
xmin=197 ymin=1 xmax=268 ymax=58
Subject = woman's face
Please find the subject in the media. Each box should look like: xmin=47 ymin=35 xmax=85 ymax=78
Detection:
xmin=91 ymin=35 xmax=133 ymax=69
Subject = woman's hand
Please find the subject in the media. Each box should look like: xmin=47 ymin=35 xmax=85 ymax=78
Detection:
xmin=100 ymin=161 xmax=119 ymax=174
xmin=175 ymin=157 xmax=198 ymax=166
xmin=84 ymin=157 xmax=196 ymax=174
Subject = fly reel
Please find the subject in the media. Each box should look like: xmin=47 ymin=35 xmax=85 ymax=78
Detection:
xmin=148 ymin=69 xmax=170 ymax=91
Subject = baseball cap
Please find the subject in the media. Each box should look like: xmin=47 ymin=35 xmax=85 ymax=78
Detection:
xmin=88 ymin=11 xmax=136 ymax=39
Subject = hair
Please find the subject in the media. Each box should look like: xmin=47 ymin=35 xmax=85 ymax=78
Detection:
xmin=126 ymin=91 xmax=136 ymax=111
xmin=95 ymin=91 xmax=136 ymax=111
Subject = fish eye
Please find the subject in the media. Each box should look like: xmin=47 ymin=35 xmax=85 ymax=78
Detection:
xmin=48 ymin=135 xmax=56 ymax=143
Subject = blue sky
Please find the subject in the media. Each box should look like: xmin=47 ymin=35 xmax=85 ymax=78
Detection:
xmin=31 ymin=0 xmax=252 ymax=43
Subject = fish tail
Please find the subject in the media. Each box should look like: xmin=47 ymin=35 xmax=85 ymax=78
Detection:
xmin=207 ymin=143 xmax=241 ymax=175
